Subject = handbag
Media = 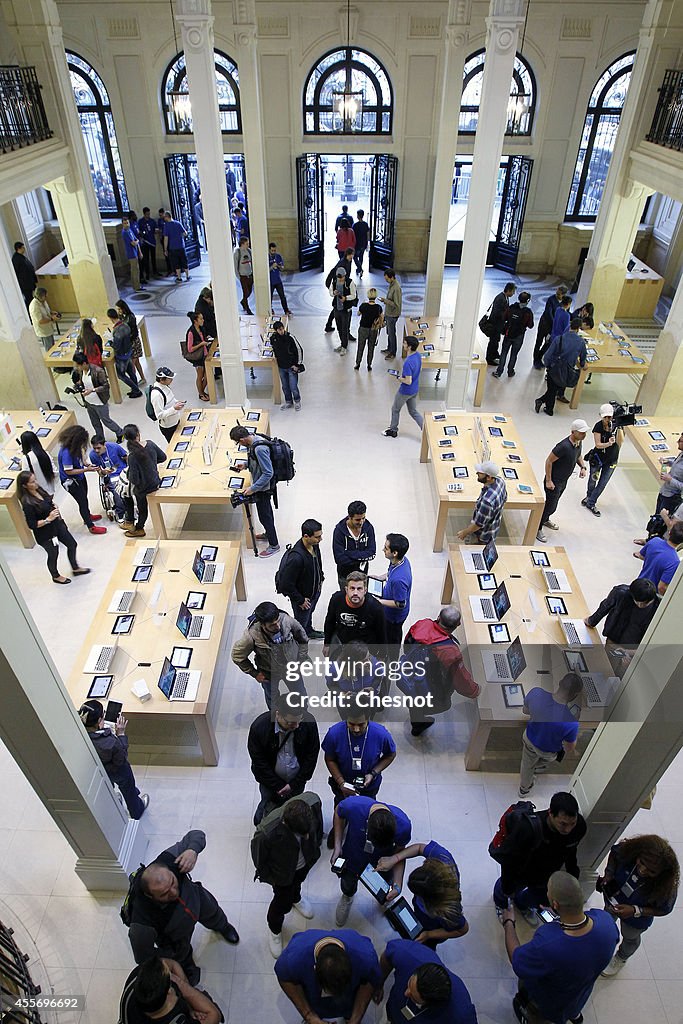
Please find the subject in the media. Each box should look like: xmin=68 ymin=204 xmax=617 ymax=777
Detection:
xmin=548 ymin=334 xmax=580 ymax=389
xmin=478 ymin=302 xmax=494 ymax=338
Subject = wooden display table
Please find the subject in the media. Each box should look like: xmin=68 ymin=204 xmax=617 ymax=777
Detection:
xmin=569 ymin=322 xmax=649 ymax=410
xmin=36 ymin=251 xmax=78 ymax=314
xmin=440 ymin=543 xmax=613 ymax=771
xmin=147 ymin=406 xmax=269 ymax=541
xmin=402 ymin=318 xmax=487 ymax=407
xmin=615 ymin=255 xmax=664 ymax=319
xmin=0 ymin=409 xmax=75 ymax=547
xmin=205 ymin=314 xmax=286 ymax=405
xmin=625 ymin=417 xmax=682 ymax=482
xmin=420 ymin=411 xmax=544 ymax=552
xmin=66 ymin=539 xmax=246 ymax=765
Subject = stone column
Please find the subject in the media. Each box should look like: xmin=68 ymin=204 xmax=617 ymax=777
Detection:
xmin=174 ymin=0 xmax=247 ymax=406
xmin=424 ymin=4 xmax=470 ymax=317
xmin=638 ymin=270 xmax=683 ymax=414
xmin=571 ymin=568 xmax=683 ymax=879
xmin=0 ymin=553 xmax=148 ymax=892
xmin=233 ymin=0 xmax=270 ymax=315
xmin=0 ymin=217 xmax=55 ymax=408
xmin=444 ymin=0 xmax=526 ymax=409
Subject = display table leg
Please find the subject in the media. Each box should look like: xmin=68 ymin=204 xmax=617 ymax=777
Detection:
xmin=147 ymin=499 xmax=168 ymax=539
xmin=206 ymin=360 xmax=217 ymax=404
xmin=465 ymin=719 xmax=492 ymax=771
xmin=234 ymin=552 xmax=247 ymax=601
xmin=473 ymin=366 xmax=485 ymax=407
xmin=433 ymin=500 xmax=450 ymax=553
xmin=194 ymin=713 xmax=219 ymax=766
xmin=272 ymin=365 xmax=282 ymax=405
xmin=440 ymin=560 xmax=454 ymax=603
xmin=104 ymin=360 xmax=123 ymax=404
xmin=420 ymin=424 xmax=430 ymax=464
xmin=44 ymin=367 xmax=60 ymax=403
xmin=6 ymin=498 xmax=35 ymax=548
xmin=523 ymin=506 xmax=544 ymax=545
xmin=139 ymin=319 xmax=151 ymax=357
xmin=570 ymin=370 xmax=588 ymax=410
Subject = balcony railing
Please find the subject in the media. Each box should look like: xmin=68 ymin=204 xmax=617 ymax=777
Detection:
xmin=0 ymin=65 xmax=53 ymax=155
xmin=646 ymin=68 xmax=683 ymax=152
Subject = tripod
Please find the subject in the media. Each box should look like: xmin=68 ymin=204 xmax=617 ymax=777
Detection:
xmin=242 ymin=498 xmax=259 ymax=557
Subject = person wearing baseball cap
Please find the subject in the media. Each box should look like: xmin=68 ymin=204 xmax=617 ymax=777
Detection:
xmin=582 ymin=404 xmax=624 ymax=517
xmin=150 ymin=366 xmax=186 ymax=442
xmin=456 ymin=460 xmax=507 ymax=545
xmin=329 ymin=265 xmax=357 ymax=355
xmin=537 ymin=421 xmax=588 ymax=542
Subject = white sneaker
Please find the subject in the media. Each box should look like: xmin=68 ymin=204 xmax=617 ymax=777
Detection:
xmin=335 ymin=893 xmax=353 ymax=926
xmin=268 ymin=928 xmax=283 ymax=959
xmin=601 ymin=954 xmax=627 ymax=977
xmin=280 ymin=402 xmax=293 ymax=410
xmin=545 ymin=520 xmax=559 ymax=531
xmin=536 ymin=530 xmax=547 ymax=543
xmin=293 ymin=897 xmax=314 ymax=919
xmin=294 ymin=401 xmax=301 ymax=411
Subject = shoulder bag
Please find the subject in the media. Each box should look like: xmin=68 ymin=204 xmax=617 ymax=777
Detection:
xmin=478 ymin=301 xmax=494 ymax=338
xmin=548 ymin=334 xmax=580 ymax=389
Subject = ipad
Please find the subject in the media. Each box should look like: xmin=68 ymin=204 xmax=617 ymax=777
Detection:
xmin=651 ymin=443 xmax=669 ymax=452
xmin=493 ymin=415 xmax=507 ymax=423
xmin=186 ymin=591 xmax=206 ymax=610
xmin=247 ymin=411 xmax=260 ymax=421
xmin=159 ymin=475 xmax=176 ymax=488
xmin=441 ymin=452 xmax=455 ymax=461
xmin=245 ymin=426 xmax=257 ymax=434
xmin=168 ymin=458 xmax=183 ymax=470
xmin=174 ymin=441 xmax=189 ymax=452
xmin=188 ymin=412 xmax=202 ymax=422
xmin=438 ymin=439 xmax=452 ymax=447
xmin=453 ymin=466 xmax=468 ymax=478
xmin=418 ymin=322 xmax=429 ymax=329
xmin=36 ymin=427 xmax=50 ymax=437
xmin=489 ymin=622 xmax=511 ymax=643
xmin=230 ymin=460 xmax=248 ymax=471
xmin=530 ymin=550 xmax=550 ymax=567
xmin=367 ymin=577 xmax=384 ymax=598
xmin=8 ymin=458 xmax=21 ymax=472
xmin=503 ymin=684 xmax=525 ymax=709
xmin=503 ymin=467 xmax=518 ymax=479
xmin=228 ymin=476 xmax=244 ymax=489
xmin=200 ymin=545 xmax=217 ymax=561
xmin=489 ymin=426 xmax=503 ymax=437
xmin=507 ymin=453 xmax=522 ymax=463
xmin=518 ymin=483 xmax=533 ymax=493
xmin=648 ymin=430 xmax=665 ymax=441
xmin=171 ymin=646 xmax=193 ymax=668
xmin=433 ymin=414 xmax=446 ymax=421
xmin=112 ymin=614 xmax=134 ymax=635
xmin=46 ymin=413 xmax=62 ymax=423
xmin=635 ymin=418 xmax=650 ymax=427
xmin=87 ymin=675 xmax=113 ymax=699
xmin=502 ymin=440 xmax=517 ymax=449
xmin=478 ymin=573 xmax=497 ymax=591
xmin=387 ymin=369 xmax=400 ymax=377
xmin=444 ymin=425 xmax=457 ymax=436
xmin=563 ymin=649 xmax=587 ymax=673
xmin=0 ymin=477 xmax=13 ymax=491
xmin=423 ymin=343 xmax=434 ymax=352
xmin=132 ymin=564 xmax=152 ymax=582
xmin=546 ymin=595 xmax=568 ymax=615
xmin=181 ymin=426 xmax=195 ymax=436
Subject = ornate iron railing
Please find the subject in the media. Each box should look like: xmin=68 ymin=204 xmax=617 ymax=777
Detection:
xmin=0 ymin=919 xmax=43 ymax=1024
xmin=646 ymin=68 xmax=683 ymax=151
xmin=0 ymin=66 xmax=53 ymax=154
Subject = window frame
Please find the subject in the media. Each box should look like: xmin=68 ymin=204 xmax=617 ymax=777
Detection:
xmin=459 ymin=48 xmax=537 ymax=137
xmin=161 ymin=49 xmax=242 ymax=135
xmin=564 ymin=51 xmax=636 ymax=223
xmin=303 ymin=46 xmax=393 ymax=135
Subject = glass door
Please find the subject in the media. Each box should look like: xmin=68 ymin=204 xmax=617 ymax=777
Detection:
xmin=369 ymin=154 xmax=398 ymax=270
xmin=493 ymin=155 xmax=533 ymax=271
xmin=164 ymin=155 xmax=201 ymax=268
xmin=296 ymin=154 xmax=325 ymax=270
xmin=445 ymin=156 xmax=508 ymax=266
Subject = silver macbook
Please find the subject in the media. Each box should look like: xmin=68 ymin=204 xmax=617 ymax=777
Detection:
xmin=108 ymin=590 xmax=136 ymax=614
xmin=461 ymin=539 xmax=498 ymax=574
xmin=157 ymin=656 xmax=201 ymax=702
xmin=192 ymin=550 xmax=225 ymax=584
xmin=578 ymin=672 xmax=615 ymax=708
xmin=469 ymin=580 xmax=510 ymax=623
xmin=481 ymin=635 xmax=526 ymax=683
xmin=561 ymin=618 xmax=594 ymax=647
xmin=133 ymin=538 xmax=160 ymax=566
xmin=84 ymin=638 xmax=118 ymax=674
xmin=542 ymin=567 xmax=572 ymax=594
xmin=176 ymin=601 xmax=213 ymax=641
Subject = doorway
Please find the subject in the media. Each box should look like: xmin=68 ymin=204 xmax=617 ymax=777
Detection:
xmin=164 ymin=153 xmax=248 ymax=266
xmin=296 ymin=153 xmax=398 ymax=271
xmin=445 ymin=154 xmax=533 ymax=271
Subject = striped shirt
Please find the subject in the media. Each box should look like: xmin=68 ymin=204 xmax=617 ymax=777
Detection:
xmin=473 ymin=476 xmax=507 ymax=542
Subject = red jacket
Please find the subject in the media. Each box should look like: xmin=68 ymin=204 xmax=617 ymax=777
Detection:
xmin=405 ymin=618 xmax=480 ymax=699
xmin=336 ymin=227 xmax=356 ymax=253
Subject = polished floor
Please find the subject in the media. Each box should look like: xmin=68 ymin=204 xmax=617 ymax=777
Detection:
xmin=1 ymin=262 xmax=680 ymax=1024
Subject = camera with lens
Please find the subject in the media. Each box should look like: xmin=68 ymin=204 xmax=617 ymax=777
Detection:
xmin=65 ymin=374 xmax=86 ymax=396
xmin=609 ymin=401 xmax=642 ymax=428
xmin=230 ymin=491 xmax=254 ymax=508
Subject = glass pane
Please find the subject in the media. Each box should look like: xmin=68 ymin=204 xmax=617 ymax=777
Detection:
xmin=577 ymin=113 xmax=619 ymax=217
xmin=304 ymin=47 xmax=391 ymax=133
xmin=67 ymin=52 xmax=109 ymax=104
xmin=460 ymin=50 xmax=534 ymax=136
xmin=215 ymin=52 xmax=239 ymax=86
xmin=219 ymin=109 xmax=239 ymax=132
xmin=589 ymin=53 xmax=634 ymax=107
xmin=70 ymin=69 xmax=96 ymax=107
xmin=78 ymin=111 xmax=127 ymax=214
xmin=565 ymin=115 xmax=593 ymax=217
xmin=602 ymin=71 xmax=631 ymax=109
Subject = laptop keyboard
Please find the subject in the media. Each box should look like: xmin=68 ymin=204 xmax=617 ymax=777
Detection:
xmin=204 ymin=563 xmax=216 ymax=582
xmin=582 ymin=675 xmax=600 ymax=703
xmin=95 ymin=646 xmax=114 ymax=671
xmin=472 ymin=552 xmax=485 ymax=571
xmin=174 ymin=671 xmax=191 ymax=697
xmin=494 ymin=653 xmax=508 ymax=676
xmin=546 ymin=571 xmax=559 ymax=590
xmin=564 ymin=622 xmax=581 ymax=645
xmin=141 ymin=548 xmax=154 ymax=564
xmin=480 ymin=598 xmax=494 ymax=620
xmin=118 ymin=592 xmax=134 ymax=612
xmin=188 ymin=617 xmax=205 ymax=638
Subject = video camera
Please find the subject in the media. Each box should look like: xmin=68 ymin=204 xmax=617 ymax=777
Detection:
xmin=609 ymin=401 xmax=642 ymax=429
xmin=229 ymin=490 xmax=255 ymax=508
xmin=65 ymin=370 xmax=86 ymax=396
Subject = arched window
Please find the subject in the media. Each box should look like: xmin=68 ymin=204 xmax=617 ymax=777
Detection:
xmin=162 ymin=50 xmax=241 ymax=134
xmin=565 ymin=52 xmax=635 ymax=222
xmin=66 ymin=51 xmax=129 ymax=217
xmin=459 ymin=49 xmax=536 ymax=136
xmin=304 ymin=47 xmax=393 ymax=134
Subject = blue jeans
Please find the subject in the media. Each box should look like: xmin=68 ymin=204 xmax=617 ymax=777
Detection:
xmin=115 ymin=357 xmax=139 ymax=393
xmin=385 ymin=315 xmax=398 ymax=356
xmin=279 ymin=368 xmax=300 ymax=404
xmin=493 ymin=878 xmax=548 ymax=910
xmin=585 ymin=458 xmax=616 ymax=508
xmin=389 ymin=392 xmax=423 ymax=432
xmin=290 ymin=591 xmax=320 ymax=634
xmin=259 ymin=675 xmax=307 ymax=711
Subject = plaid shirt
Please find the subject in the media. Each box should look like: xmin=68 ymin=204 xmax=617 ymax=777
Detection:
xmin=473 ymin=477 xmax=507 ymax=542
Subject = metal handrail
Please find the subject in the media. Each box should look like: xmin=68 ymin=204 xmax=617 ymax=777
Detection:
xmin=0 ymin=65 xmax=53 ymax=154
xmin=646 ymin=68 xmax=683 ymax=152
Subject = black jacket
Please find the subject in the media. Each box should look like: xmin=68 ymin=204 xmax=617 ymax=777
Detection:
xmin=89 ymin=728 xmax=130 ymax=777
xmin=585 ymin=585 xmax=658 ymax=644
xmin=325 ymin=255 xmax=354 ymax=289
xmin=194 ymin=295 xmax=217 ymax=339
xmin=499 ymin=810 xmax=586 ymax=895
xmin=490 ymin=290 xmax=510 ymax=330
xmin=254 ymin=798 xmax=323 ymax=887
xmin=277 ymin=539 xmax=324 ymax=604
xmin=12 ymin=251 xmax=37 ymax=300
xmin=127 ymin=830 xmax=209 ymax=964
xmin=127 ymin=440 xmax=167 ymax=495
xmin=323 ymin=591 xmax=387 ymax=649
xmin=270 ymin=331 xmax=300 ymax=370
xmin=247 ymin=711 xmax=320 ymax=793
xmin=21 ymin=491 xmax=59 ymax=543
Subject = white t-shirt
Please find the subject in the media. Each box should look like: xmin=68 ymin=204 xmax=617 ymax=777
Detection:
xmin=150 ymin=383 xmax=180 ymax=428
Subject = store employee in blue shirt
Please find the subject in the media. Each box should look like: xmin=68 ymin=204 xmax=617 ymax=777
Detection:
xmin=384 ymin=336 xmax=423 ymax=438
xmin=375 ymin=532 xmax=412 ymax=646
xmin=331 ymin=795 xmax=411 ymax=926
xmin=274 ymin=928 xmax=382 ymax=1024
xmin=519 ymin=673 xmax=582 ymax=797
xmin=322 ymin=703 xmax=396 ymax=807
xmin=380 ymin=939 xmax=477 ymax=1024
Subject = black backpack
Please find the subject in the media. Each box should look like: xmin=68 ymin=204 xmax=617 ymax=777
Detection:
xmin=144 ymin=384 xmax=165 ymax=421
xmin=488 ymin=801 xmax=543 ymax=864
xmin=253 ymin=435 xmax=295 ymax=486
xmin=274 ymin=543 xmax=298 ymax=594
xmin=506 ymin=304 xmax=530 ymax=338
xmin=119 ymin=862 xmax=146 ymax=926
xmin=251 ymin=792 xmax=323 ymax=884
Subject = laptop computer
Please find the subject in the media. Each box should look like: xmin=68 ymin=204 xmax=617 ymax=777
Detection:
xmin=481 ymin=635 xmax=526 ymax=683
xmin=461 ymin=539 xmax=498 ymax=574
xmin=157 ymin=655 xmax=201 ymax=702
xmin=132 ymin=538 xmax=160 ymax=566
xmin=176 ymin=600 xmax=213 ymax=641
xmin=561 ymin=619 xmax=594 ymax=646
xmin=84 ymin=637 xmax=119 ymax=674
xmin=108 ymin=590 xmax=136 ymax=614
xmin=192 ymin=550 xmax=225 ymax=585
xmin=542 ymin=566 xmax=572 ymax=594
xmin=469 ymin=580 xmax=510 ymax=622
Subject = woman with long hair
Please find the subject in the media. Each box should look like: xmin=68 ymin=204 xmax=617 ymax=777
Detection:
xmin=186 ymin=309 xmax=210 ymax=401
xmin=17 ymin=470 xmax=89 ymax=583
xmin=77 ymin=318 xmax=103 ymax=367
xmin=56 ymin=423 xmax=107 ymax=534
xmin=377 ymin=840 xmax=469 ymax=949
xmin=120 ymin=423 xmax=167 ymax=538
xmin=598 ymin=834 xmax=679 ymax=976
xmin=20 ymin=430 xmax=56 ymax=495
xmin=78 ymin=699 xmax=148 ymax=818
xmin=116 ymin=298 xmax=146 ymax=384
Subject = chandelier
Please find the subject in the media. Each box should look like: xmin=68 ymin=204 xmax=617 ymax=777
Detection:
xmin=332 ymin=0 xmax=363 ymax=132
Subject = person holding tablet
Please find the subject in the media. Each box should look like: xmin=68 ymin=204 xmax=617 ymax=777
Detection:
xmin=78 ymin=699 xmax=149 ymax=818
xmin=17 ymin=471 xmax=89 ymax=584
xmin=57 ymin=424 xmax=107 ymax=534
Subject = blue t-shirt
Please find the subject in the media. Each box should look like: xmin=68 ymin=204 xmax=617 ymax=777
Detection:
xmin=399 ymin=352 xmax=422 ymax=396
xmin=58 ymin=447 xmax=83 ymax=485
xmin=604 ymin=848 xmax=677 ymax=932
xmin=384 ymin=940 xmax=477 ymax=1024
xmin=524 ymin=688 xmax=579 ymax=753
xmin=639 ymin=536 xmax=680 ymax=589
xmin=138 ymin=217 xmax=157 ymax=246
xmin=121 ymin=227 xmax=139 ymax=260
xmin=412 ymin=841 xmax=466 ymax=934
xmin=512 ymin=910 xmax=618 ymax=1024
xmin=384 ymin=557 xmax=412 ymax=624
xmin=89 ymin=442 xmax=127 ymax=480
xmin=269 ymin=253 xmax=284 ymax=284
xmin=551 ymin=307 xmax=570 ymax=338
xmin=163 ymin=219 xmax=186 ymax=250
xmin=274 ymin=929 xmax=381 ymax=1020
xmin=337 ymin=795 xmax=412 ymax=874
xmin=322 ymin=721 xmax=396 ymax=797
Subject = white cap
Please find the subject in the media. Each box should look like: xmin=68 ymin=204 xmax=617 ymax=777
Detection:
xmin=570 ymin=419 xmax=589 ymax=433
xmin=475 ymin=460 xmax=501 ymax=478
xmin=599 ymin=403 xmax=614 ymax=417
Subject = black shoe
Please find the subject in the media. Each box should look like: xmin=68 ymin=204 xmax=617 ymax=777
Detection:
xmin=557 ymin=395 xmax=570 ymax=404
xmin=487 ymin=358 xmax=500 ymax=366
xmin=533 ymin=362 xmax=543 ymax=370
xmin=534 ymin=399 xmax=543 ymax=414
xmin=116 ymin=434 xmax=124 ymax=444
xmin=219 ymin=924 xmax=240 ymax=944
xmin=245 ymin=307 xmax=254 ymax=315
xmin=512 ymin=994 xmax=528 ymax=1024
xmin=411 ymin=718 xmax=434 ymax=736
xmin=308 ymin=629 xmax=325 ymax=640
xmin=349 ymin=335 xmax=356 ymax=341
xmin=492 ymin=371 xmax=502 ymax=379
xmin=544 ymin=409 xmax=554 ymax=416
xmin=128 ymin=390 xmax=143 ymax=398
xmin=569 ymin=1016 xmax=583 ymax=1024
xmin=325 ymin=325 xmax=335 ymax=333
xmin=382 ymin=429 xmax=398 ymax=438
xmin=508 ymin=370 xmax=516 ymax=377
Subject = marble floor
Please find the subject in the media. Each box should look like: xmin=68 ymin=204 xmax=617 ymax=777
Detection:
xmin=1 ymin=262 xmax=681 ymax=1024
